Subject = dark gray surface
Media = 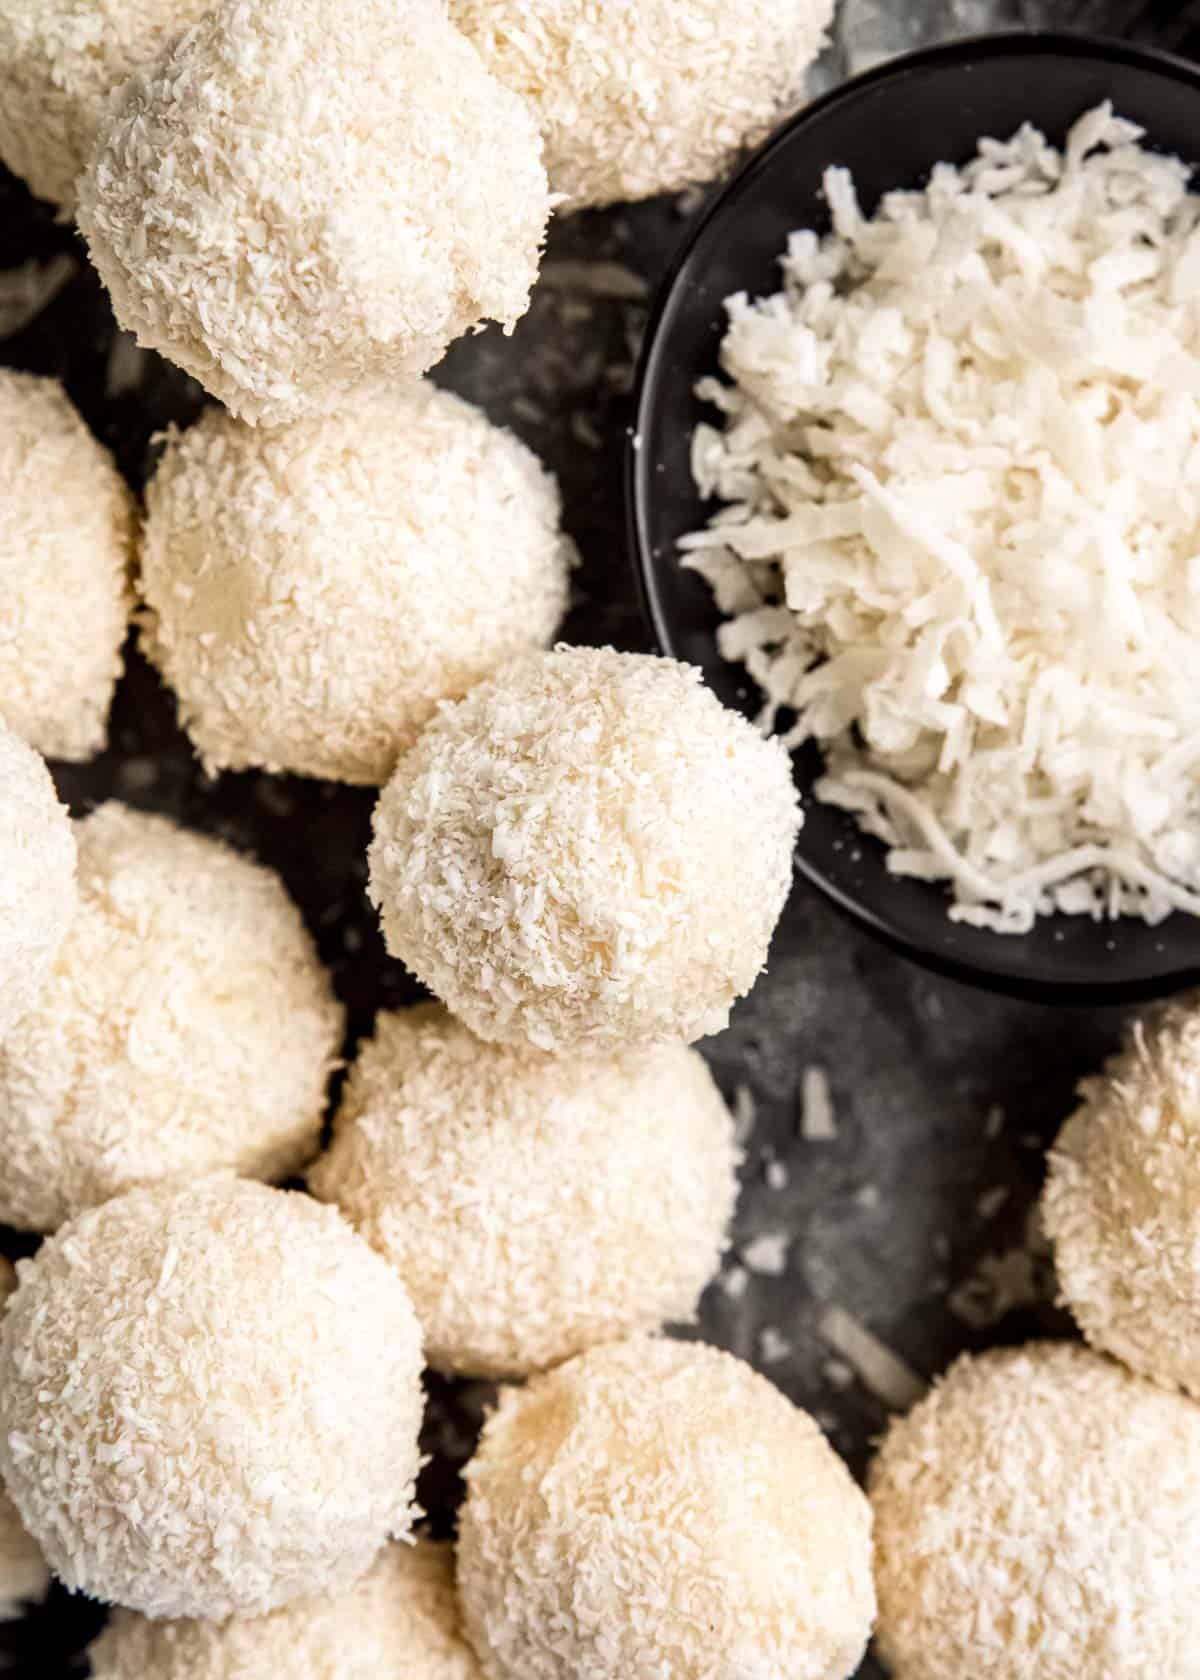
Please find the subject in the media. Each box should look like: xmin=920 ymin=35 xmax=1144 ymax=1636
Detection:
xmin=0 ymin=5 xmax=1182 ymax=1673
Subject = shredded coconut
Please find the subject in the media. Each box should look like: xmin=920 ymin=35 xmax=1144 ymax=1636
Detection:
xmin=310 ymin=1004 xmax=737 ymax=1379
xmin=818 ymin=1306 xmax=925 ymax=1411
xmin=741 ymin=1231 xmax=790 ymax=1277
xmin=800 ymin=1065 xmax=837 ymax=1139
xmin=685 ymin=104 xmax=1200 ymax=932
xmin=459 ymin=1336 xmax=875 ymax=1680
xmin=947 ymin=1246 xmax=1040 ymax=1330
xmin=0 ymin=255 xmax=76 ymax=338
xmin=870 ymin=1343 xmax=1200 ymax=1679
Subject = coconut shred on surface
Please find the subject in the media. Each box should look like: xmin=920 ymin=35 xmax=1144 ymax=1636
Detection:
xmin=683 ymin=104 xmax=1200 ymax=933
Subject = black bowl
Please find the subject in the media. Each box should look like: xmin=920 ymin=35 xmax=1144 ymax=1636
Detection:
xmin=629 ymin=30 xmax=1200 ymax=1006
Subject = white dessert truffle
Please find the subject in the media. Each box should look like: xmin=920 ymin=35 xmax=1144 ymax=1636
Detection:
xmin=0 ymin=0 xmax=213 ymax=208
xmin=459 ymin=1336 xmax=874 ymax=1680
xmin=0 ymin=369 xmax=134 ymax=760
xmin=309 ymin=1003 xmax=738 ymax=1378
xmin=0 ymin=803 xmax=343 ymax=1232
xmin=141 ymin=388 xmax=572 ymax=785
xmin=368 ymin=647 xmax=800 ymax=1053
xmin=0 ymin=1178 xmax=425 ymax=1620
xmin=1043 ymin=999 xmax=1200 ymax=1398
xmin=870 ymin=1342 xmax=1200 ymax=1680
xmin=78 ymin=0 xmax=552 ymax=425
xmin=88 ymin=1541 xmax=481 ymax=1680
xmin=450 ymin=0 xmax=835 ymax=211
xmin=0 ymin=726 xmax=76 ymax=1040
xmin=0 ymin=1259 xmax=49 ymax=1621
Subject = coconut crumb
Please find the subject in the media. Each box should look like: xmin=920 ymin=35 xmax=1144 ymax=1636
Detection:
xmin=0 ymin=255 xmax=75 ymax=339
xmin=741 ymin=1232 xmax=790 ymax=1277
xmin=758 ymin=1327 xmax=792 ymax=1365
xmin=948 ymin=1247 xmax=1040 ymax=1330
xmin=800 ymin=1066 xmax=837 ymax=1140
xmin=818 ymin=1306 xmax=926 ymax=1411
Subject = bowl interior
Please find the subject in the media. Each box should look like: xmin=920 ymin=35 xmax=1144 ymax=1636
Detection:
xmin=630 ymin=32 xmax=1200 ymax=1003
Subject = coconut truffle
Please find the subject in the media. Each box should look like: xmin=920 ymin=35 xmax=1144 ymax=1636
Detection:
xmin=0 ymin=803 xmax=343 ymax=1232
xmin=0 ymin=1177 xmax=425 ymax=1620
xmin=450 ymin=0 xmax=834 ymax=211
xmin=77 ymin=0 xmax=551 ymax=425
xmin=309 ymin=1003 xmax=738 ymax=1377
xmin=140 ymin=388 xmax=571 ymax=784
xmin=1043 ymin=999 xmax=1200 ymax=1398
xmin=0 ymin=1260 xmax=49 ymax=1621
xmin=0 ymin=369 xmax=134 ymax=760
xmin=88 ymin=1541 xmax=481 ymax=1679
xmin=368 ymin=647 xmax=800 ymax=1053
xmin=0 ymin=727 xmax=76 ymax=1040
xmin=459 ymin=1336 xmax=874 ymax=1680
xmin=0 ymin=0 xmax=213 ymax=208
xmin=870 ymin=1342 xmax=1200 ymax=1680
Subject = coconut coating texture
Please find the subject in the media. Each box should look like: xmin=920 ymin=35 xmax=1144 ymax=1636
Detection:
xmin=1043 ymin=998 xmax=1200 ymax=1398
xmin=870 ymin=1342 xmax=1200 ymax=1680
xmin=0 ymin=1260 xmax=49 ymax=1621
xmin=309 ymin=1004 xmax=738 ymax=1378
xmin=0 ymin=803 xmax=343 ymax=1232
xmin=0 ymin=0 xmax=213 ymax=208
xmin=77 ymin=0 xmax=551 ymax=425
xmin=450 ymin=0 xmax=834 ymax=211
xmin=0 ymin=369 xmax=135 ymax=760
xmin=0 ymin=727 xmax=76 ymax=1041
xmin=141 ymin=388 xmax=571 ymax=785
xmin=0 ymin=1178 xmax=425 ymax=1620
xmin=458 ymin=1336 xmax=875 ymax=1680
xmin=88 ymin=1541 xmax=482 ymax=1680
xmin=368 ymin=647 xmax=800 ymax=1053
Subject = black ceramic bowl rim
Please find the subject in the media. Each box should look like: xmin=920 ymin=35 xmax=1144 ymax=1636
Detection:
xmin=628 ymin=29 xmax=1200 ymax=1007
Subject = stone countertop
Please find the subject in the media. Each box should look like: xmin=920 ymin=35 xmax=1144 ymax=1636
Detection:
xmin=0 ymin=4 xmax=1184 ymax=1671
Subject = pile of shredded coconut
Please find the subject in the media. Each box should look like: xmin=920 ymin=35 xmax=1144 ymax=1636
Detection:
xmin=684 ymin=104 xmax=1200 ymax=932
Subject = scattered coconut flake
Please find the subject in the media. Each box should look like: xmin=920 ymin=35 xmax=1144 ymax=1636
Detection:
xmin=105 ymin=330 xmax=149 ymax=398
xmin=948 ymin=1246 xmax=1040 ymax=1330
xmin=818 ymin=1306 xmax=926 ymax=1411
xmin=984 ymin=1104 xmax=1006 ymax=1141
xmin=854 ymin=1183 xmax=880 ymax=1210
xmin=977 ymin=1186 xmax=1010 ymax=1222
xmin=823 ymin=1357 xmax=855 ymax=1391
xmin=800 ymin=1066 xmax=837 ymax=1140
xmin=757 ymin=1327 xmax=792 ymax=1365
xmin=764 ymin=1157 xmax=790 ymax=1191
xmin=0 ymin=255 xmax=76 ymax=339
xmin=741 ymin=1232 xmax=790 ymax=1277
xmin=684 ymin=103 xmax=1200 ymax=933
xmin=539 ymin=260 xmax=649 ymax=301
xmin=718 ymin=1263 xmax=750 ymax=1301
xmin=732 ymin=1083 xmax=757 ymax=1145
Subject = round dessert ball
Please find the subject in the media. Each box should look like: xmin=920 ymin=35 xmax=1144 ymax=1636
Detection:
xmin=0 ymin=369 xmax=134 ymax=760
xmin=459 ymin=1336 xmax=874 ymax=1680
xmin=0 ymin=1177 xmax=426 ymax=1620
xmin=1043 ymin=999 xmax=1200 ymax=1398
xmin=78 ymin=0 xmax=551 ymax=425
xmin=0 ymin=1259 xmax=49 ymax=1621
xmin=0 ymin=0 xmax=214 ymax=208
xmin=368 ymin=647 xmax=800 ymax=1053
xmin=88 ymin=1541 xmax=481 ymax=1680
xmin=309 ymin=1003 xmax=738 ymax=1378
xmin=0 ymin=726 xmax=76 ymax=1040
xmin=450 ymin=0 xmax=834 ymax=211
xmin=0 ymin=802 xmax=343 ymax=1232
xmin=870 ymin=1342 xmax=1200 ymax=1680
xmin=141 ymin=387 xmax=572 ymax=784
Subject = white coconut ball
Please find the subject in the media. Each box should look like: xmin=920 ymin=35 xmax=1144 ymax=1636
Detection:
xmin=450 ymin=0 xmax=835 ymax=211
xmin=0 ymin=1259 xmax=49 ymax=1620
xmin=309 ymin=1003 xmax=738 ymax=1378
xmin=0 ymin=369 xmax=134 ymax=761
xmin=1043 ymin=998 xmax=1200 ymax=1398
xmin=0 ymin=0 xmax=214 ymax=208
xmin=0 ymin=1177 xmax=425 ymax=1620
xmin=0 ymin=726 xmax=76 ymax=1041
xmin=0 ymin=803 xmax=343 ymax=1232
xmin=459 ymin=1335 xmax=874 ymax=1680
xmin=88 ymin=1541 xmax=481 ymax=1680
xmin=77 ymin=0 xmax=551 ymax=425
xmin=870 ymin=1341 xmax=1200 ymax=1680
xmin=368 ymin=647 xmax=800 ymax=1053
xmin=141 ymin=387 xmax=572 ymax=785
